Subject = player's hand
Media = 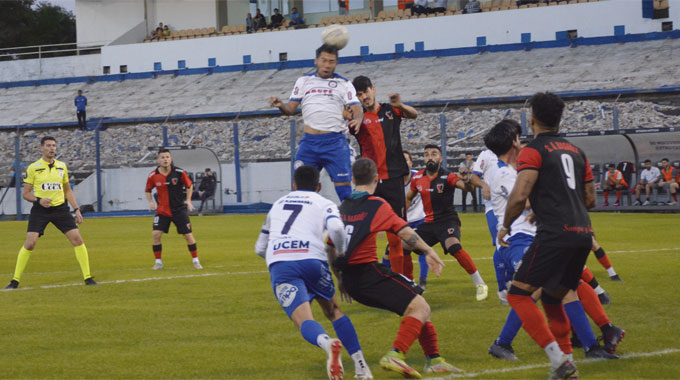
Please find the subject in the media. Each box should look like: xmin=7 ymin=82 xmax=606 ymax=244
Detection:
xmin=39 ymin=198 xmax=51 ymax=208
xmin=482 ymin=185 xmax=491 ymax=200
xmin=388 ymin=93 xmax=402 ymax=108
xmin=497 ymin=229 xmax=510 ymax=247
xmin=338 ymin=281 xmax=353 ymax=303
xmin=186 ymin=201 xmax=195 ymax=212
xmin=149 ymin=201 xmax=157 ymax=211
xmin=425 ymin=250 xmax=444 ymax=277
xmin=269 ymin=96 xmax=282 ymax=108
xmin=348 ymin=118 xmax=361 ymax=134
xmin=343 ymin=106 xmax=353 ymax=121
xmin=74 ymin=209 xmax=83 ymax=224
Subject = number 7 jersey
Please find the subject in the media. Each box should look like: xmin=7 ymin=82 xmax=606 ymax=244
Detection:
xmin=261 ymin=190 xmax=340 ymax=267
xmin=517 ymin=132 xmax=594 ymax=246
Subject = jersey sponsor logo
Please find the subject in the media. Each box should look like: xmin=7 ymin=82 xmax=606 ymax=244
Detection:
xmin=305 ymin=88 xmax=334 ymax=96
xmin=436 ymin=183 xmax=444 ymax=193
xmin=273 ymin=240 xmax=310 ymax=254
xmin=171 ymin=178 xmax=178 ymax=185
xmin=364 ymin=118 xmax=372 ymax=124
xmin=447 ymin=227 xmax=455 ymax=235
xmin=328 ymin=80 xmax=338 ymax=88
xmin=562 ymin=225 xmax=594 ymax=234
xmin=156 ymin=182 xmax=162 ymax=187
xmin=342 ymin=212 xmax=367 ymax=222
xmin=544 ymin=141 xmax=579 ymax=154
xmin=41 ymin=182 xmax=62 ymax=191
xmin=275 ymin=283 xmax=298 ymax=307
xmin=384 ymin=110 xmax=393 ymax=120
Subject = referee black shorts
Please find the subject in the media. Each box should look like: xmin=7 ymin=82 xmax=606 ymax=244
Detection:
xmin=375 ymin=176 xmax=406 ymax=219
xmin=27 ymin=203 xmax=78 ymax=237
xmin=513 ymin=236 xmax=592 ymax=292
xmin=342 ymin=261 xmax=423 ymax=316
xmin=153 ymin=208 xmax=192 ymax=234
xmin=415 ymin=220 xmax=461 ymax=252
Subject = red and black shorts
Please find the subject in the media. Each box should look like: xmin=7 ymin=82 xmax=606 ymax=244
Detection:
xmin=375 ymin=176 xmax=406 ymax=219
xmin=513 ymin=237 xmax=591 ymax=292
xmin=27 ymin=203 xmax=78 ymax=237
xmin=153 ymin=208 xmax=192 ymax=234
xmin=342 ymin=261 xmax=423 ymax=316
xmin=415 ymin=220 xmax=461 ymax=252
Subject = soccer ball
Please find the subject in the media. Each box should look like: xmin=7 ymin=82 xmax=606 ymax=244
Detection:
xmin=322 ymin=24 xmax=349 ymax=50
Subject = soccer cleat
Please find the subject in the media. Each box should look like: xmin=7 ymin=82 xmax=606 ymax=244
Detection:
xmin=609 ymin=274 xmax=623 ymax=282
xmin=633 ymin=200 xmax=641 ymax=206
xmin=84 ymin=277 xmax=98 ymax=286
xmin=601 ymin=324 xmax=625 ymax=354
xmin=4 ymin=280 xmax=19 ymax=289
xmin=613 ymin=200 xmax=621 ymax=207
xmin=668 ymin=201 xmax=678 ymax=206
xmin=193 ymin=261 xmax=203 ymax=269
xmin=598 ymin=291 xmax=611 ymax=306
xmin=601 ymin=202 xmax=609 ymax=207
xmin=379 ymin=350 xmax=422 ymax=379
xmin=488 ymin=342 xmax=519 ymax=361
xmin=498 ymin=290 xmax=508 ymax=305
xmin=642 ymin=200 xmax=650 ymax=206
xmin=423 ymin=356 xmax=463 ymax=374
xmin=476 ymin=284 xmax=489 ymax=301
xmin=585 ymin=344 xmax=619 ymax=359
xmin=651 ymin=201 xmax=658 ymax=206
xmin=548 ymin=357 xmax=579 ymax=380
xmin=570 ymin=334 xmax=582 ymax=349
xmin=152 ymin=262 xmax=164 ymax=270
xmin=353 ymin=357 xmax=373 ymax=379
xmin=327 ymin=339 xmax=343 ymax=380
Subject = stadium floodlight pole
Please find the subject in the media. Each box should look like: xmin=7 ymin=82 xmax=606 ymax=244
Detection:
xmin=14 ymin=133 xmax=23 ymax=220
xmin=233 ymin=122 xmax=242 ymax=203
xmin=290 ymin=119 xmax=296 ymax=183
xmin=520 ymin=111 xmax=527 ymax=135
xmin=439 ymin=113 xmax=447 ymax=168
xmin=95 ymin=119 xmax=103 ymax=212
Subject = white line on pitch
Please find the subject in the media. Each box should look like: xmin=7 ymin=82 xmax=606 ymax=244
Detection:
xmin=442 ymin=247 xmax=680 ymax=262
xmin=430 ymin=348 xmax=680 ymax=379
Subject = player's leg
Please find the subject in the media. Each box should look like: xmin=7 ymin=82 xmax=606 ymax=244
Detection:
xmin=643 ymin=182 xmax=652 ymax=204
xmin=614 ymin=184 xmax=623 ymax=206
xmin=634 ymin=183 xmax=643 ymax=205
xmin=591 ymin=236 xmax=620 ymax=280
xmin=581 ymin=266 xmax=610 ymax=304
xmin=152 ymin=214 xmax=170 ymax=269
xmin=64 ymin=228 xmax=95 ymax=284
xmin=174 ymin=210 xmax=202 ymax=269
xmin=442 ymin=224 xmax=487 ymax=301
xmin=318 ymin=133 xmax=352 ymax=201
xmin=669 ymin=182 xmax=679 ymax=205
xmin=485 ymin=209 xmax=499 ymax=246
xmin=376 ymin=178 xmax=408 ymax=276
xmin=561 ymin=289 xmax=617 ymax=359
xmin=6 ymin=232 xmax=40 ymax=289
xmin=602 ymin=184 xmax=611 ymax=206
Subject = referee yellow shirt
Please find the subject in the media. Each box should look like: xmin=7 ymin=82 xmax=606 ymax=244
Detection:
xmin=24 ymin=158 xmax=69 ymax=207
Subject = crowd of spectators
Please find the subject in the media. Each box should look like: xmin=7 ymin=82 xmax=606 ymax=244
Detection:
xmin=151 ymin=22 xmax=171 ymax=39
xmin=246 ymin=7 xmax=304 ymax=33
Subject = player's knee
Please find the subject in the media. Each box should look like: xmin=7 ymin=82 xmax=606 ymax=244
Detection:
xmin=405 ymin=295 xmax=430 ymax=320
xmin=70 ymin=236 xmax=84 ymax=246
xmin=24 ymin=240 xmax=36 ymax=250
xmin=447 ymin=243 xmax=462 ymax=255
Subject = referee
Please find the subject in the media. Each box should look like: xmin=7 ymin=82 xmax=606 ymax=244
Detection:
xmin=5 ymin=136 xmax=96 ymax=289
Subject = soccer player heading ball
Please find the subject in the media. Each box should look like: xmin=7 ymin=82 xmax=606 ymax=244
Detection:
xmin=270 ymin=44 xmax=364 ymax=201
xmin=145 ymin=149 xmax=202 ymax=270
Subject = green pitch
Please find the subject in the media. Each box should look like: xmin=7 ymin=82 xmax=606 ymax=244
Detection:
xmin=0 ymin=213 xmax=678 ymax=379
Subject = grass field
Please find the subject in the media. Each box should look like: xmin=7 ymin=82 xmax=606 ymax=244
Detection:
xmin=0 ymin=212 xmax=678 ymax=379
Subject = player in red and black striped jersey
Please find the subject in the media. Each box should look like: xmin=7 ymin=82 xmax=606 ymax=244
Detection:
xmin=332 ymin=158 xmax=461 ymax=378
xmin=350 ymin=75 xmax=419 ymax=277
xmin=406 ymin=144 xmax=489 ymax=301
xmin=498 ymin=93 xmax=597 ymax=379
xmin=144 ymin=149 xmax=202 ymax=270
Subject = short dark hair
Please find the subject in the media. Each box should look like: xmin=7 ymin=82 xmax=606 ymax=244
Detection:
xmin=662 ymin=158 xmax=669 ymax=162
xmin=352 ymin=76 xmax=373 ymax=93
xmin=484 ymin=119 xmax=521 ymax=157
xmin=608 ymin=163 xmax=616 ymax=169
xmin=403 ymin=150 xmax=412 ymax=161
xmin=529 ymin=92 xmax=565 ymax=130
xmin=41 ymin=136 xmax=56 ymax=145
xmin=424 ymin=144 xmax=441 ymax=153
xmin=465 ymin=152 xmax=472 ymax=156
xmin=158 ymin=148 xmax=170 ymax=154
xmin=205 ymin=168 xmax=211 ymax=172
xmin=293 ymin=165 xmax=320 ymax=191
xmin=644 ymin=159 xmax=652 ymax=163
xmin=352 ymin=158 xmax=377 ymax=186
xmin=316 ymin=44 xmax=339 ymax=58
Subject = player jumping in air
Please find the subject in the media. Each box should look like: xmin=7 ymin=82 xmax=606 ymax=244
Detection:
xmin=145 ymin=149 xmax=202 ymax=270
xmin=270 ymin=44 xmax=364 ymax=201
xmin=255 ymin=165 xmax=372 ymax=380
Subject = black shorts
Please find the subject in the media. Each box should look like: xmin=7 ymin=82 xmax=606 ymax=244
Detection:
xmin=27 ymin=203 xmax=78 ymax=237
xmin=375 ymin=176 xmax=406 ymax=219
xmin=415 ymin=220 xmax=461 ymax=252
xmin=342 ymin=261 xmax=423 ymax=316
xmin=513 ymin=239 xmax=591 ymax=292
xmin=153 ymin=210 xmax=192 ymax=234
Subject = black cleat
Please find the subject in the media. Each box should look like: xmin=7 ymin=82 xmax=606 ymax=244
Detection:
xmin=570 ymin=334 xmax=582 ymax=349
xmin=488 ymin=341 xmax=519 ymax=361
xmin=609 ymin=274 xmax=623 ymax=282
xmin=585 ymin=344 xmax=619 ymax=359
xmin=84 ymin=277 xmax=98 ymax=286
xmin=601 ymin=324 xmax=625 ymax=354
xmin=548 ymin=357 xmax=579 ymax=380
xmin=598 ymin=291 xmax=611 ymax=305
xmin=4 ymin=280 xmax=19 ymax=289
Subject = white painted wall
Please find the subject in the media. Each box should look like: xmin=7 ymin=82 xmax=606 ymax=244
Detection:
xmin=152 ymin=0 xmax=218 ymax=31
xmin=101 ymin=0 xmax=680 ymax=74
xmin=75 ymin=0 xmax=146 ymax=47
xmin=0 ymin=54 xmax=101 ymax=82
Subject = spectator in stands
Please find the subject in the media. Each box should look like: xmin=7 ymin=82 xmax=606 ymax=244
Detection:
xmin=634 ymin=159 xmax=661 ymax=205
xmin=658 ymin=158 xmax=678 ymax=205
xmin=152 ymin=22 xmax=164 ymax=39
xmin=431 ymin=0 xmax=448 ymax=13
xmin=463 ymin=0 xmax=481 ymax=13
xmin=192 ymin=168 xmax=217 ymax=214
xmin=458 ymin=153 xmax=478 ymax=212
xmin=602 ymin=164 xmax=627 ymax=207
xmin=74 ymin=90 xmax=87 ymax=131
xmin=412 ymin=0 xmax=430 ymax=14
xmin=289 ymin=7 xmax=304 ymax=26
xmin=270 ymin=8 xmax=284 ymax=28
xmin=162 ymin=25 xmax=170 ymax=37
xmin=246 ymin=13 xmax=254 ymax=33
xmin=254 ymin=9 xmax=267 ymax=30
xmin=338 ymin=0 xmax=349 ymax=15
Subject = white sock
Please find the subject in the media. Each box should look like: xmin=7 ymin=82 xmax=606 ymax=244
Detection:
xmin=470 ymin=271 xmax=485 ymax=286
xmin=544 ymin=341 xmax=564 ymax=368
xmin=155 ymin=259 xmax=162 ymax=264
xmin=606 ymin=267 xmax=617 ymax=277
xmin=192 ymin=257 xmax=200 ymax=264
xmin=317 ymin=334 xmax=332 ymax=352
xmin=594 ymin=285 xmax=605 ymax=295
xmin=566 ymin=353 xmax=574 ymax=362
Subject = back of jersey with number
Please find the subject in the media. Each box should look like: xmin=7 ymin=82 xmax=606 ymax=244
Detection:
xmin=264 ymin=191 xmax=339 ymax=267
xmin=517 ymin=133 xmax=594 ymax=246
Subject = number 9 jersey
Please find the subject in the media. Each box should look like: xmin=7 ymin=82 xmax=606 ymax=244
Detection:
xmin=517 ymin=132 xmax=594 ymax=246
xmin=261 ymin=190 xmax=341 ymax=267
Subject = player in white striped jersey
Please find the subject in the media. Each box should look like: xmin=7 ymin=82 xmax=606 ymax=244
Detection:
xmin=255 ymin=165 xmax=372 ymax=380
xmin=270 ymin=44 xmax=364 ymax=201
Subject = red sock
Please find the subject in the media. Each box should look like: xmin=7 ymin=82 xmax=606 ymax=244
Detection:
xmin=597 ymin=255 xmax=612 ymax=270
xmin=387 ymin=232 xmax=404 ymax=275
xmin=616 ymin=191 xmax=622 ymax=201
xmin=452 ymin=248 xmax=477 ymax=274
xmin=603 ymin=192 xmax=609 ymax=202
xmin=418 ymin=321 xmax=439 ymax=357
xmin=392 ymin=316 xmax=423 ymax=354
xmin=576 ymin=280 xmax=610 ymax=327
xmin=581 ymin=266 xmax=594 ymax=283
xmin=188 ymin=243 xmax=198 ymax=258
xmin=507 ymin=293 xmax=555 ymax=348
xmin=153 ymin=244 xmax=162 ymax=259
xmin=674 ymin=194 xmax=678 ymax=202
xmin=543 ymin=302 xmax=572 ymax=354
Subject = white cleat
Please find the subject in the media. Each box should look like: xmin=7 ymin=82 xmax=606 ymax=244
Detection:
xmin=327 ymin=339 xmax=344 ymax=380
xmin=193 ymin=261 xmax=203 ymax=269
xmin=476 ymin=284 xmax=489 ymax=301
xmin=354 ymin=357 xmax=373 ymax=379
xmin=152 ymin=262 xmax=164 ymax=270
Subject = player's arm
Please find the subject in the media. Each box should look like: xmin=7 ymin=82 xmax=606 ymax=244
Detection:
xmin=22 ymin=183 xmax=49 ymax=208
xmin=185 ymin=183 xmax=195 ymax=211
xmin=499 ymin=169 xmax=538 ymax=247
xmin=397 ymin=226 xmax=444 ymax=276
xmin=584 ymin=181 xmax=596 ymax=210
xmin=389 ymin=93 xmax=418 ymax=119
xmin=470 ymin=173 xmax=490 ymax=200
xmin=145 ymin=190 xmax=156 ymax=211
xmin=254 ymin=214 xmax=271 ymax=258
xmin=347 ymin=103 xmax=363 ymax=134
xmin=63 ymin=182 xmax=83 ymax=224
xmin=405 ymin=188 xmax=417 ymax=211
xmin=270 ymin=97 xmax=300 ymax=116
xmin=326 ymin=216 xmax=347 ymax=256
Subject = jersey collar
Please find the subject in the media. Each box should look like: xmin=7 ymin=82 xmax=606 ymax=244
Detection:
xmin=349 ymin=190 xmax=369 ymax=199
